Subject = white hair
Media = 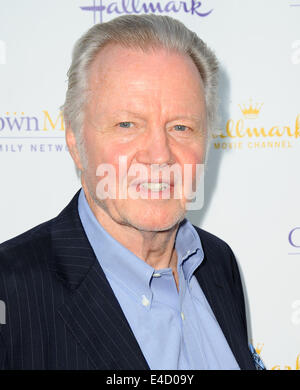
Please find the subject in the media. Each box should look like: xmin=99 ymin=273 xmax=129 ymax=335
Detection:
xmin=61 ymin=14 xmax=219 ymax=163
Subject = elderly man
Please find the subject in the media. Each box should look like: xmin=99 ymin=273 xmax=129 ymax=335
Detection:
xmin=0 ymin=14 xmax=263 ymax=370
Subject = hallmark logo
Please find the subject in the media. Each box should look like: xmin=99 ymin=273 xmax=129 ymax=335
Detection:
xmin=272 ymin=354 xmax=300 ymax=370
xmin=213 ymin=100 xmax=300 ymax=150
xmin=80 ymin=0 xmax=213 ymax=24
xmin=238 ymin=99 xmax=263 ymax=120
xmin=290 ymin=2 xmax=300 ymax=8
xmin=256 ymin=342 xmax=300 ymax=370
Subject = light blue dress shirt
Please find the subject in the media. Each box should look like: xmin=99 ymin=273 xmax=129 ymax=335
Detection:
xmin=78 ymin=189 xmax=240 ymax=370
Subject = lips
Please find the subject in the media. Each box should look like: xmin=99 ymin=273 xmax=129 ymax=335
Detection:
xmin=130 ymin=178 xmax=174 ymax=195
xmin=129 ymin=177 xmax=175 ymax=189
xmin=125 ymin=175 xmax=175 ymax=200
xmin=139 ymin=182 xmax=170 ymax=192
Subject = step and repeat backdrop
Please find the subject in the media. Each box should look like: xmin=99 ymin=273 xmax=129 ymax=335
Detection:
xmin=0 ymin=0 xmax=299 ymax=370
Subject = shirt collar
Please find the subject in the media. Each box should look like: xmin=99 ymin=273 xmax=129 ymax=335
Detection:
xmin=78 ymin=188 xmax=204 ymax=307
xmin=78 ymin=189 xmax=154 ymax=306
xmin=175 ymin=218 xmax=204 ymax=282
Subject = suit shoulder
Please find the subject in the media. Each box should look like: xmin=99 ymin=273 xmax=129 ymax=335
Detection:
xmin=192 ymin=225 xmax=233 ymax=255
xmin=0 ymin=217 xmax=54 ymax=272
xmin=192 ymin=225 xmax=243 ymax=287
xmin=0 ymin=190 xmax=79 ymax=259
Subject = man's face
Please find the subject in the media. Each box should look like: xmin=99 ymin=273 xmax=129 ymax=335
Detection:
xmin=73 ymin=44 xmax=207 ymax=232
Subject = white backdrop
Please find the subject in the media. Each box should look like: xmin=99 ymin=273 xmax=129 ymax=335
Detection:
xmin=0 ymin=0 xmax=299 ymax=370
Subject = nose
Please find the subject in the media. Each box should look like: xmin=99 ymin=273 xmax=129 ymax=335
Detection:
xmin=135 ymin=126 xmax=174 ymax=166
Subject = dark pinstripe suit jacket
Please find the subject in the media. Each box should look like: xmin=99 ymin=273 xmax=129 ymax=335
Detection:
xmin=0 ymin=190 xmax=256 ymax=370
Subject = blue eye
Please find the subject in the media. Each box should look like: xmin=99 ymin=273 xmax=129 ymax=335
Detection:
xmin=119 ymin=122 xmax=133 ymax=128
xmin=174 ymin=125 xmax=188 ymax=131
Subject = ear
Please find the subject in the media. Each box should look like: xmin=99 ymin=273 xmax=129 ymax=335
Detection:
xmin=65 ymin=127 xmax=84 ymax=171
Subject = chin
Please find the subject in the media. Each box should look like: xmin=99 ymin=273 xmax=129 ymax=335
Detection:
xmin=123 ymin=206 xmax=186 ymax=233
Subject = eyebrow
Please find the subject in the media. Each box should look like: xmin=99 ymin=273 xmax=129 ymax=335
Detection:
xmin=112 ymin=111 xmax=204 ymax=123
xmin=111 ymin=110 xmax=142 ymax=117
xmin=167 ymin=115 xmax=204 ymax=124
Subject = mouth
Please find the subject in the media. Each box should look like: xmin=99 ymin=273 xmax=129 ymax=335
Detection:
xmin=137 ymin=181 xmax=173 ymax=198
xmin=128 ymin=178 xmax=175 ymax=199
xmin=139 ymin=182 xmax=170 ymax=192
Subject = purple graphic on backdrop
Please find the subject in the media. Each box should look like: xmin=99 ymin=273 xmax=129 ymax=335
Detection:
xmin=289 ymin=227 xmax=300 ymax=248
xmin=0 ymin=111 xmax=64 ymax=135
xmin=288 ymin=227 xmax=300 ymax=256
xmin=80 ymin=0 xmax=213 ymax=24
xmin=0 ymin=111 xmax=67 ymax=153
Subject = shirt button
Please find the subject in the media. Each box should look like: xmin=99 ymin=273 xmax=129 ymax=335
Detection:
xmin=181 ymin=312 xmax=185 ymax=321
xmin=141 ymin=295 xmax=150 ymax=307
xmin=153 ymin=273 xmax=161 ymax=278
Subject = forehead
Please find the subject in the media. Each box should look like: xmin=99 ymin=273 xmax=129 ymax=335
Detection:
xmin=88 ymin=43 xmax=204 ymax=92
xmin=86 ymin=44 xmax=206 ymax=121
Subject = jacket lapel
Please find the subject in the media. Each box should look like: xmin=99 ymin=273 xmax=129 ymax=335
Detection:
xmin=50 ymin=191 xmax=149 ymax=370
xmin=50 ymin=190 xmax=255 ymax=370
xmin=194 ymin=253 xmax=255 ymax=370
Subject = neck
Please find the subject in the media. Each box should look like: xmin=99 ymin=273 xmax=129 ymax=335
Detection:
xmin=82 ymin=186 xmax=180 ymax=272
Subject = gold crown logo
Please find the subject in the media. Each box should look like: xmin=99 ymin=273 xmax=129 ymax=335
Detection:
xmin=239 ymin=99 xmax=263 ymax=119
xmin=255 ymin=343 xmax=264 ymax=355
